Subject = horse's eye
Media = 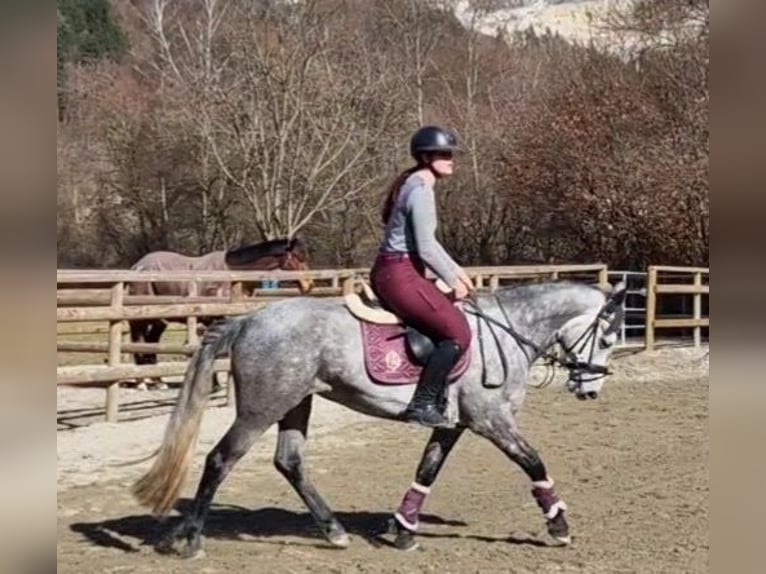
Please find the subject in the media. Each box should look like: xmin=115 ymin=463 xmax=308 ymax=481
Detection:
xmin=599 ymin=338 xmax=613 ymax=350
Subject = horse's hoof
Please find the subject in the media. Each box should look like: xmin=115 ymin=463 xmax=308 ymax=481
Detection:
xmin=179 ymin=546 xmax=205 ymax=560
xmin=154 ymin=536 xmax=176 ymax=555
xmin=393 ymin=528 xmax=419 ymax=552
xmin=547 ymin=510 xmax=571 ymax=546
xmin=328 ymin=531 xmax=350 ymax=548
xmin=324 ymin=520 xmax=350 ymax=548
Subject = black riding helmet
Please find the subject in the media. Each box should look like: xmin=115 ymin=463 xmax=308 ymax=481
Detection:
xmin=409 ymin=125 xmax=459 ymax=161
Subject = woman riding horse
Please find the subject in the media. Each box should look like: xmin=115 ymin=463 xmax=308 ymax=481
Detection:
xmin=371 ymin=126 xmax=475 ymax=428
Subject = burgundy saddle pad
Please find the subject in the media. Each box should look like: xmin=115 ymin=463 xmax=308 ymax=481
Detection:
xmin=360 ymin=322 xmax=471 ymax=385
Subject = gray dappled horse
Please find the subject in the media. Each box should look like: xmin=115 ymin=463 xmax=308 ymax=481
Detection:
xmin=127 ymin=237 xmax=312 ymax=388
xmin=132 ymin=280 xmax=627 ymax=557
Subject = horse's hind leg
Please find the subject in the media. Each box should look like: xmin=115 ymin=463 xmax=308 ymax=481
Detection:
xmin=144 ymin=321 xmax=168 ymax=390
xmin=387 ymin=427 xmax=465 ymax=551
xmin=130 ymin=320 xmax=147 ymax=365
xmin=130 ymin=320 xmax=153 ymax=390
xmin=472 ymin=408 xmax=571 ymax=545
xmin=273 ymin=395 xmax=350 ymax=547
xmin=156 ymin=413 xmax=270 ymax=558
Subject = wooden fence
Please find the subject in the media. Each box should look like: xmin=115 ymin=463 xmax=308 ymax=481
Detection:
xmin=644 ymin=265 xmax=709 ymax=350
xmin=57 ymin=264 xmax=608 ymax=421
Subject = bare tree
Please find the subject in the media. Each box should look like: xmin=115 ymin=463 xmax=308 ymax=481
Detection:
xmin=425 ymin=1 xmax=519 ymax=264
xmin=145 ymin=0 xmax=402 ymax=240
xmin=137 ymin=0 xmax=243 ymax=250
xmin=372 ymin=0 xmax=454 ymax=126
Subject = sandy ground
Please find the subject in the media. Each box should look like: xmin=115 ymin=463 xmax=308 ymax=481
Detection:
xmin=57 ymin=346 xmax=708 ymax=573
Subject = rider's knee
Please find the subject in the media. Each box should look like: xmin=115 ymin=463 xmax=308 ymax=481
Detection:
xmin=454 ymin=320 xmax=472 ymax=353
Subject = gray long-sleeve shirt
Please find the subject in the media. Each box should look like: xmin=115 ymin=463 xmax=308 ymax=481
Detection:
xmin=379 ymin=173 xmax=462 ymax=288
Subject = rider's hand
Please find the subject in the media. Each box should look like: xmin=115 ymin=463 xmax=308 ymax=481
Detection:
xmin=460 ymin=274 xmax=475 ymax=294
xmin=453 ymin=281 xmax=470 ymax=300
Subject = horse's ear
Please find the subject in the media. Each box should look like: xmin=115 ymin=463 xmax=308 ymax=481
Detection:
xmin=612 ymin=281 xmax=628 ymax=305
xmin=603 ymin=281 xmax=627 ymax=313
xmin=290 ymin=236 xmax=307 ymax=257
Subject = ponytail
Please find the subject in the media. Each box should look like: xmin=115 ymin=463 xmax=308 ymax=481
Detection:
xmin=381 ymin=166 xmax=418 ymax=225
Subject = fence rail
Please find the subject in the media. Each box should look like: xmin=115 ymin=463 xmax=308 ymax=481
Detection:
xmin=57 ymin=264 xmax=608 ymax=287
xmin=57 ymin=359 xmax=231 ymax=385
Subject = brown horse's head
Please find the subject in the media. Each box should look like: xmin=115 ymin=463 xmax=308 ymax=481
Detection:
xmin=224 ymin=237 xmax=314 ymax=294
xmin=276 ymin=238 xmax=314 ymax=293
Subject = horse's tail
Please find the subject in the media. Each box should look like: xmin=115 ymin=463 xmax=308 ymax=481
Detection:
xmin=131 ymin=317 xmax=245 ymax=516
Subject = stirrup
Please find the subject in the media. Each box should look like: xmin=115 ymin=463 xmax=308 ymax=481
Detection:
xmin=402 ymin=405 xmax=454 ymax=429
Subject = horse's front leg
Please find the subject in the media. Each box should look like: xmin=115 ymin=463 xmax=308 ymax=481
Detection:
xmin=387 ymin=427 xmax=465 ymax=551
xmin=471 ymin=408 xmax=571 ymax=545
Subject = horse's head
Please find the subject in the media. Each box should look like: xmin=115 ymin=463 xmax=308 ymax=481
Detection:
xmin=278 ymin=237 xmax=314 ymax=294
xmin=224 ymin=237 xmax=314 ymax=294
xmin=553 ymin=282 xmax=627 ymax=400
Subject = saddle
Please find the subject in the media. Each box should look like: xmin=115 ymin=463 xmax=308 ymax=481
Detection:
xmin=342 ymin=277 xmax=471 ymax=385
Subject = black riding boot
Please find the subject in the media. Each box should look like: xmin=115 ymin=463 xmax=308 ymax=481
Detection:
xmin=403 ymin=340 xmax=462 ymax=428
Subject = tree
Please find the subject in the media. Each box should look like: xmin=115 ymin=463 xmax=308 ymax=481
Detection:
xmin=143 ymin=0 xmax=405 ymax=240
xmin=56 ymin=0 xmax=708 ymax=269
xmin=57 ymin=0 xmax=126 ymax=119
xmin=494 ymin=0 xmax=709 ymax=268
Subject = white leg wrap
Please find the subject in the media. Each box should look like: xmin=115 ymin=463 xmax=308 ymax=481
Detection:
xmin=410 ymin=482 xmax=431 ymax=494
xmin=532 ymin=477 xmax=554 ymax=489
xmin=544 ymin=500 xmax=568 ymax=520
xmin=394 ymin=512 xmax=418 ymax=531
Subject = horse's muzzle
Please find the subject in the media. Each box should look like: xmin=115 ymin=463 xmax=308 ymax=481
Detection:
xmin=568 ymin=374 xmax=603 ymax=400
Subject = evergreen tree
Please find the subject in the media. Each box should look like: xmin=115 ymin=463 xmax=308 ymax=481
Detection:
xmin=57 ymin=0 xmax=125 ymax=119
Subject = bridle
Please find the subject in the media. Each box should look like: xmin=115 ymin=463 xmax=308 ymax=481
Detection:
xmin=463 ymin=293 xmax=623 ymax=390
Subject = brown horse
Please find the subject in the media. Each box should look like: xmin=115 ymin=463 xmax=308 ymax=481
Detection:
xmin=128 ymin=237 xmax=312 ymax=388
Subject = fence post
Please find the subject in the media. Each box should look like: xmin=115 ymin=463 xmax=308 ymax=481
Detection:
xmin=645 ymin=266 xmax=657 ymax=351
xmin=489 ymin=275 xmax=499 ymax=292
xmin=598 ymin=266 xmax=609 ymax=289
xmin=106 ymin=282 xmax=124 ymax=422
xmin=693 ymin=272 xmax=702 ymax=348
xmin=620 ymin=272 xmax=628 ymax=347
xmin=121 ymin=328 xmax=131 ymax=364
xmin=186 ymin=281 xmax=199 ymax=346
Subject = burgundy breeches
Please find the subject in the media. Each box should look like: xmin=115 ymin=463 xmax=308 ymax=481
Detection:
xmin=370 ymin=252 xmax=471 ymax=352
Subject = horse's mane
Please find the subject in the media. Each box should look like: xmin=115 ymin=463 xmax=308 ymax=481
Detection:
xmin=498 ymin=280 xmax=602 ymax=296
xmin=224 ymin=237 xmax=305 ymax=266
xmin=494 ymin=280 xmax=606 ymax=312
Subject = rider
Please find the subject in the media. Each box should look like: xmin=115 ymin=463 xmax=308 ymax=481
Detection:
xmin=370 ymin=125 xmax=474 ymax=428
